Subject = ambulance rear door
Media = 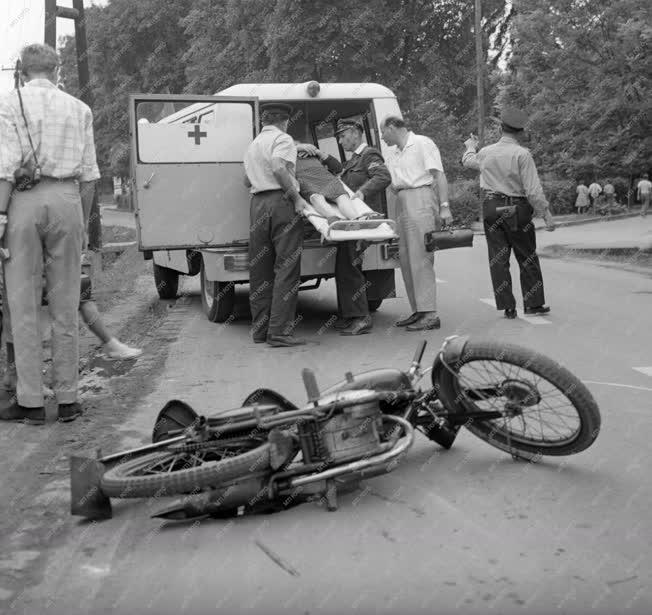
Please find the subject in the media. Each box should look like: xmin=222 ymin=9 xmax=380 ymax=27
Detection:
xmin=129 ymin=94 xmax=258 ymax=250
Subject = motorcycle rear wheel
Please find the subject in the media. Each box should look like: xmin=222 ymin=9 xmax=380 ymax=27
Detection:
xmin=435 ymin=340 xmax=601 ymax=458
xmin=101 ymin=440 xmax=271 ymax=499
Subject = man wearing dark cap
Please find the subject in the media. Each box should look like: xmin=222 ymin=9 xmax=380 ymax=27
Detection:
xmin=0 ymin=43 xmax=99 ymax=425
xmin=244 ymin=103 xmax=310 ymax=347
xmin=462 ymin=105 xmax=555 ymax=319
xmin=334 ymin=119 xmax=391 ymax=335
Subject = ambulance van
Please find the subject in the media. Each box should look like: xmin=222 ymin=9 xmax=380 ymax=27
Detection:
xmin=129 ymin=82 xmax=403 ymax=322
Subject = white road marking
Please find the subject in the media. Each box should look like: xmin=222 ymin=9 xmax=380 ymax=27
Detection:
xmin=632 ymin=367 xmax=652 ymax=377
xmin=583 ymin=380 xmax=652 ymax=393
xmin=479 ymin=298 xmax=552 ymax=325
xmin=436 ymin=278 xmax=447 ymax=283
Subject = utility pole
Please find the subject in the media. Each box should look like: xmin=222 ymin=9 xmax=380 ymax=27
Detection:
xmin=44 ymin=0 xmax=101 ymax=252
xmin=474 ymin=0 xmax=485 ymax=147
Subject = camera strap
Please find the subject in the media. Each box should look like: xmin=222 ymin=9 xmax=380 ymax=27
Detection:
xmin=14 ymin=60 xmax=41 ymax=174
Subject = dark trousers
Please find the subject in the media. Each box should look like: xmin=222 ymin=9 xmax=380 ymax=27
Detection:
xmin=249 ymin=191 xmax=303 ymax=338
xmin=483 ymin=198 xmax=545 ymax=310
xmin=335 ymin=241 xmax=369 ymax=319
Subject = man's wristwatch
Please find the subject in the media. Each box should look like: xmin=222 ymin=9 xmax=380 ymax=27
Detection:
xmin=440 ymin=202 xmax=450 ymax=208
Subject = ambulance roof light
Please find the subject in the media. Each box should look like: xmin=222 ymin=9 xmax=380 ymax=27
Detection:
xmin=306 ymin=81 xmax=320 ymax=97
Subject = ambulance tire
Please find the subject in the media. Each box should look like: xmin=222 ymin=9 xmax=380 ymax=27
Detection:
xmin=201 ymin=263 xmax=235 ymax=323
xmin=154 ymin=264 xmax=179 ymax=300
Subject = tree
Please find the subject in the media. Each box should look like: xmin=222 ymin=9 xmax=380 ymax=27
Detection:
xmin=497 ymin=0 xmax=651 ymax=180
xmin=59 ymin=0 xmax=194 ymax=172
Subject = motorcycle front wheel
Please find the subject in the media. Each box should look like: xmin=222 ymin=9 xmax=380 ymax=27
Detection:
xmin=435 ymin=340 xmax=601 ymax=458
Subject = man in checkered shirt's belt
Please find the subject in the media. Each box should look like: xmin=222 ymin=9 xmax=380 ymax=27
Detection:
xmin=0 ymin=43 xmax=100 ymax=425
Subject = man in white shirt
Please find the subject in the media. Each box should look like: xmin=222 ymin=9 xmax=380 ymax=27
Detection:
xmin=380 ymin=116 xmax=453 ymax=331
xmin=244 ymin=103 xmax=309 ymax=347
xmin=588 ymin=181 xmax=602 ymax=212
xmin=637 ymin=173 xmax=651 ymax=218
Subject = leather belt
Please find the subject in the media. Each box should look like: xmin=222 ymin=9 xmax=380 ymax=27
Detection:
xmin=484 ymin=190 xmax=528 ymax=203
xmin=396 ymin=185 xmax=432 ymax=192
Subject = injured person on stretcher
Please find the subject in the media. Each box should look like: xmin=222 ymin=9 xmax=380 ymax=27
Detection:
xmin=294 ymin=145 xmax=397 ymax=242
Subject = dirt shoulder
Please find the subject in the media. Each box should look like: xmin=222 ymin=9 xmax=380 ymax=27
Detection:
xmin=0 ymin=237 xmax=189 ymax=609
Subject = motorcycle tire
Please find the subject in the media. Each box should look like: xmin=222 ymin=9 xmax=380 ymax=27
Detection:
xmin=100 ymin=442 xmax=271 ymax=499
xmin=435 ymin=339 xmax=601 ymax=458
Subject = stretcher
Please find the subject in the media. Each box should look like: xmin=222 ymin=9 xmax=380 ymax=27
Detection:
xmin=301 ymin=183 xmax=398 ymax=242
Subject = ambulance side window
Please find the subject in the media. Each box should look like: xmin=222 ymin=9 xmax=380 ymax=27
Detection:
xmin=314 ymin=123 xmax=340 ymax=161
xmin=182 ymin=116 xmax=198 ymax=124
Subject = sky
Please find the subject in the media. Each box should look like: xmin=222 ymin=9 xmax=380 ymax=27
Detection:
xmin=0 ymin=0 xmax=106 ymax=93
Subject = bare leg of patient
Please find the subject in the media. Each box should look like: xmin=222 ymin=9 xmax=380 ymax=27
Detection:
xmin=309 ymin=194 xmax=345 ymax=219
xmin=308 ymin=193 xmax=378 ymax=220
xmin=333 ymin=194 xmax=375 ymax=219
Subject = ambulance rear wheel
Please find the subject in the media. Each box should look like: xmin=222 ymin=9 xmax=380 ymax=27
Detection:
xmin=153 ymin=264 xmax=179 ymax=300
xmin=201 ymin=263 xmax=234 ymax=323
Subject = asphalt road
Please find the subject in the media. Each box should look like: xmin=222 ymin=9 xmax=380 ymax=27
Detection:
xmin=2 ymin=220 xmax=652 ymax=615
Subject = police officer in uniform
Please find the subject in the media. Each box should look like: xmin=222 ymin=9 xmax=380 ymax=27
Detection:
xmin=244 ymin=103 xmax=310 ymax=347
xmin=334 ymin=119 xmax=391 ymax=335
xmin=462 ymin=106 xmax=556 ymax=319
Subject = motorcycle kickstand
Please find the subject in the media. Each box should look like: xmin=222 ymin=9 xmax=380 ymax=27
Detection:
xmin=325 ymin=479 xmax=338 ymax=511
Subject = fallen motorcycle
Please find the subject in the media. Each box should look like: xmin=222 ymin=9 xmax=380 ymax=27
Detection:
xmin=70 ymin=336 xmax=601 ymax=521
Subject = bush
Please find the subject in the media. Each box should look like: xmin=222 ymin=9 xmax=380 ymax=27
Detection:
xmin=611 ymin=177 xmax=632 ymax=204
xmin=541 ymin=179 xmax=575 ymax=215
xmin=449 ymin=179 xmax=481 ymax=226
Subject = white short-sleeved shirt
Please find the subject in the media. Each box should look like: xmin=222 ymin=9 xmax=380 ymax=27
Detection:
xmin=637 ymin=179 xmax=652 ymax=195
xmin=385 ymin=131 xmax=443 ymax=190
xmin=0 ymin=79 xmax=100 ymax=183
xmin=244 ymin=125 xmax=297 ymax=193
xmin=588 ymin=183 xmax=602 ymax=197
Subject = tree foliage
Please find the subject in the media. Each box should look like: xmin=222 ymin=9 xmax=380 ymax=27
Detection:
xmin=498 ymin=0 xmax=651 ymax=179
xmin=58 ymin=0 xmax=646 ymax=185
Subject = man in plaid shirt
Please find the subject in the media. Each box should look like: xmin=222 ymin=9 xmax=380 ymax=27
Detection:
xmin=0 ymin=44 xmax=100 ymax=425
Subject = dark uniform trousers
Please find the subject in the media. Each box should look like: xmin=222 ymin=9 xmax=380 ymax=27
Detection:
xmin=483 ymin=195 xmax=545 ymax=311
xmin=336 ymin=148 xmax=390 ymax=319
xmin=249 ymin=190 xmax=304 ymax=338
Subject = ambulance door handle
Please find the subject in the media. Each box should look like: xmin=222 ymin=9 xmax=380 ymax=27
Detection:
xmin=143 ymin=173 xmax=156 ymax=189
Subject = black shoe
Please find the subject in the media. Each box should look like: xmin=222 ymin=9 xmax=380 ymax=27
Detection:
xmin=340 ymin=316 xmax=372 ymax=336
xmin=396 ymin=312 xmax=420 ymax=327
xmin=58 ymin=402 xmax=83 ymax=423
xmin=267 ymin=335 xmax=307 ymax=348
xmin=333 ymin=317 xmax=353 ymax=331
xmin=0 ymin=401 xmax=45 ymax=425
xmin=504 ymin=308 xmax=517 ymax=319
xmin=524 ymin=305 xmax=551 ymax=316
xmin=253 ymin=336 xmax=267 ymax=344
xmin=406 ymin=315 xmax=441 ymax=331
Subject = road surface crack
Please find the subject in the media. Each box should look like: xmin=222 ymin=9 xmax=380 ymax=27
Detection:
xmin=254 ymin=539 xmax=300 ymax=577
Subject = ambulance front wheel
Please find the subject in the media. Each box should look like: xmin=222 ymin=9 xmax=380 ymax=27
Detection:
xmin=201 ymin=263 xmax=235 ymax=323
xmin=153 ymin=264 xmax=179 ymax=300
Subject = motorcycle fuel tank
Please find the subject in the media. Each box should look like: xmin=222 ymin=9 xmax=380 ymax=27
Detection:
xmin=321 ymin=368 xmax=412 ymax=396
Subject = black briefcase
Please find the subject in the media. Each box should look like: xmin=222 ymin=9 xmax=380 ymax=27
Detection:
xmin=424 ymin=228 xmax=474 ymax=252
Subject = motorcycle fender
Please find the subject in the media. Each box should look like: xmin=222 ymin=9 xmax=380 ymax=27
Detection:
xmin=70 ymin=455 xmax=112 ymax=520
xmin=431 ymin=335 xmax=470 ymax=387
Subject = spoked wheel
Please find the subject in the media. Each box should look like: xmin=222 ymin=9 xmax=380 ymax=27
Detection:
xmin=436 ymin=340 xmax=601 ymax=458
xmin=101 ymin=438 xmax=271 ymax=498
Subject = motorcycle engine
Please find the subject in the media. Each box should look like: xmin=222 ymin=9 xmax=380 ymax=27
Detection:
xmin=298 ymin=390 xmax=385 ymax=464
